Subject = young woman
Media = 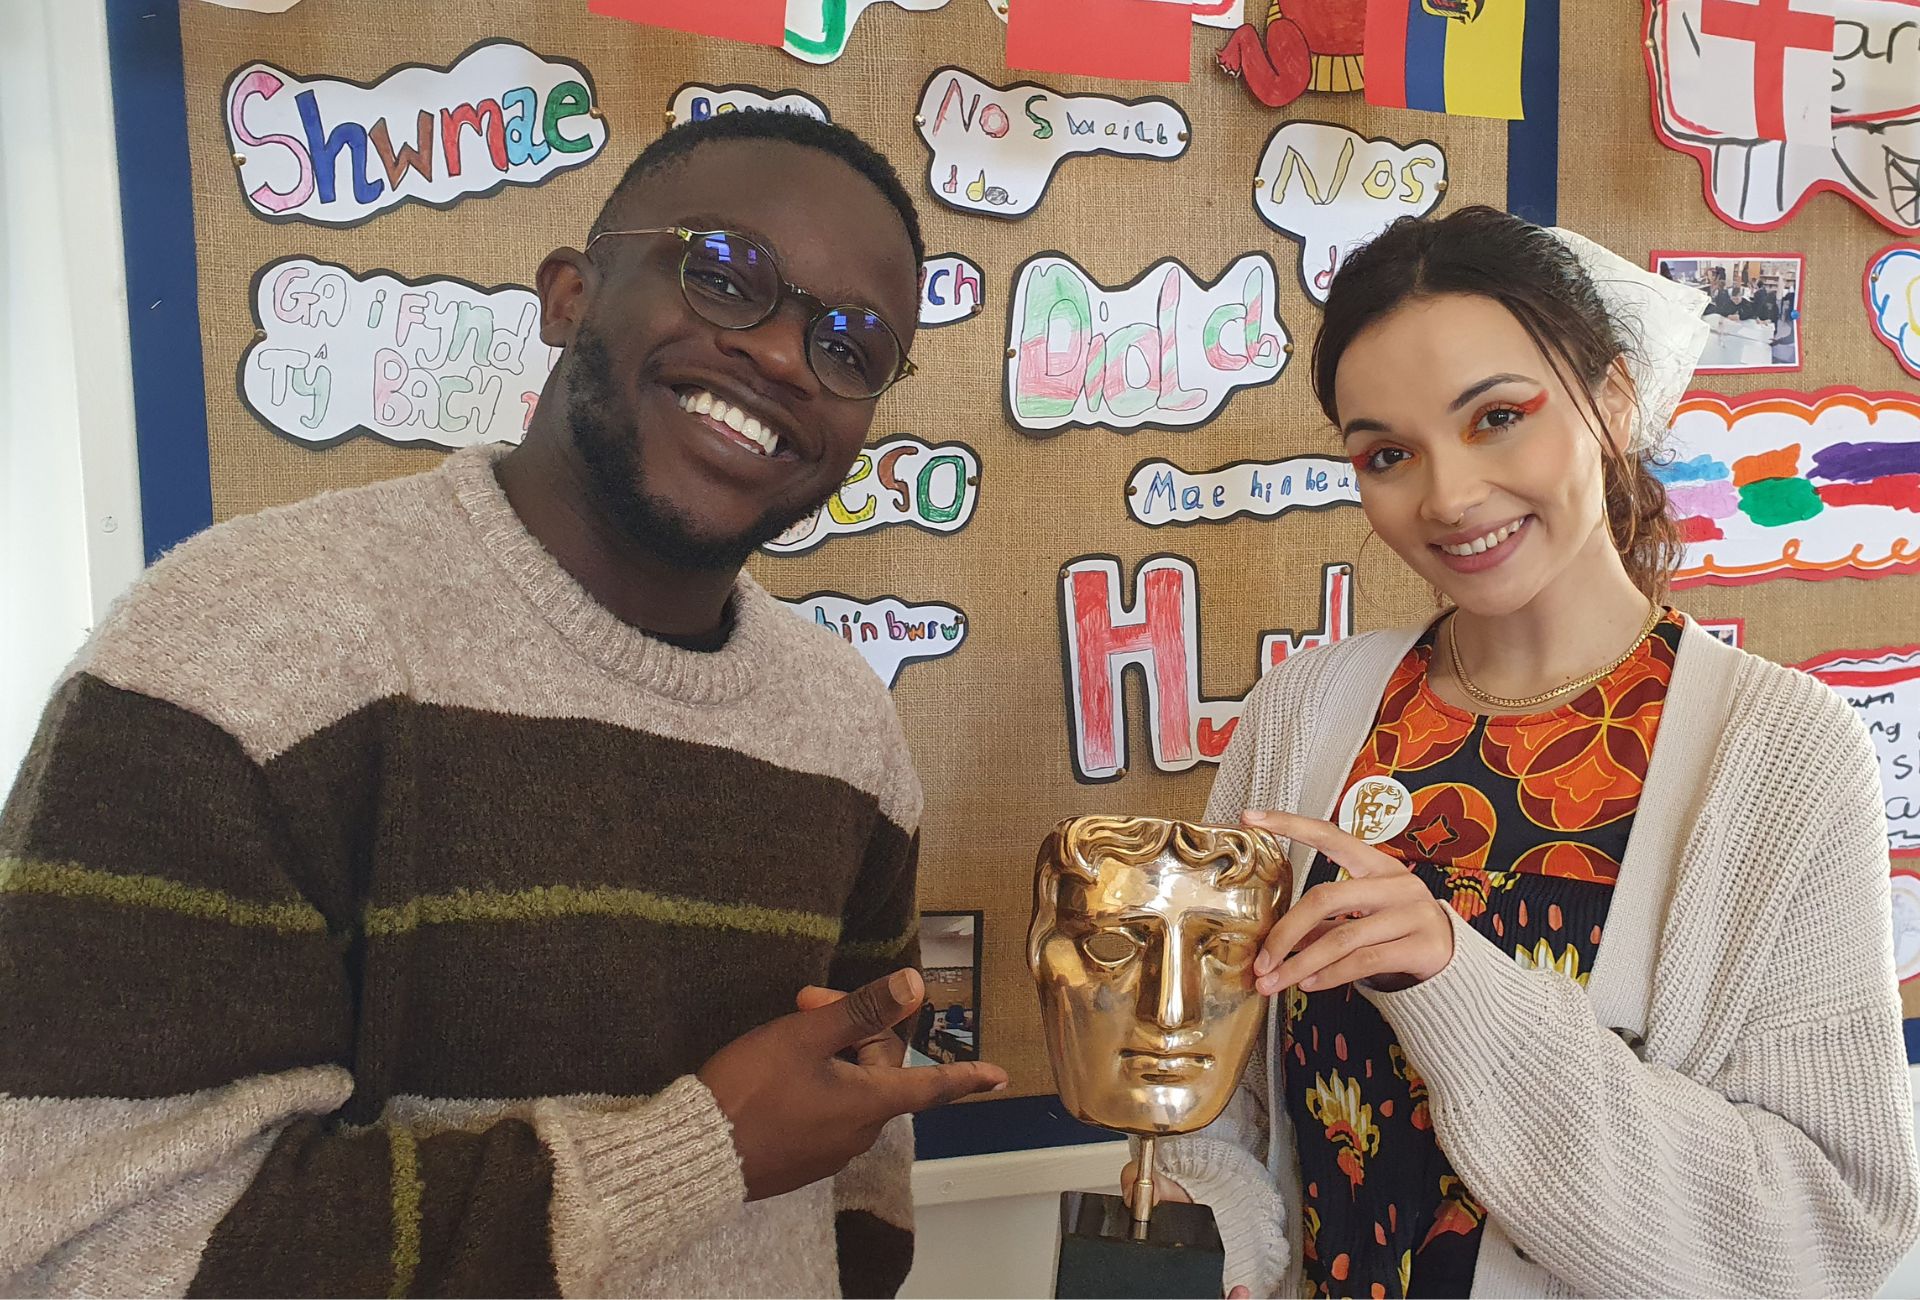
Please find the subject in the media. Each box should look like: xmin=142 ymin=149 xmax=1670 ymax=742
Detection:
xmin=1135 ymin=207 xmax=1919 ymax=1297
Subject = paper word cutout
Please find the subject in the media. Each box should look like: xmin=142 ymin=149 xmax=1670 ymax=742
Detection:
xmin=764 ymin=436 xmax=980 ymax=554
xmin=1661 ymin=388 xmax=1920 ymax=587
xmin=199 ymin=0 xmax=304 ymax=10
xmin=1006 ymin=251 xmax=1289 ymax=437
xmin=1894 ymin=869 xmax=1920 ymax=984
xmin=1127 ymin=454 xmax=1358 ymax=526
xmin=786 ymin=0 xmax=950 ymax=63
xmin=1060 ymin=557 xmax=1353 ymax=781
xmin=1645 ymin=0 xmax=1920 ymax=233
xmin=1218 ymin=2 xmax=1365 ymax=107
xmin=240 ymin=258 xmax=555 ymax=450
xmin=1799 ymin=645 xmax=1920 ymax=859
xmin=919 ymin=254 xmax=985 ymax=327
xmin=783 ymin=592 xmax=968 ymax=687
xmin=224 ymin=41 xmax=606 ymax=227
xmin=668 ymin=83 xmax=827 ymax=124
xmin=987 ymin=0 xmax=1245 ymax=29
xmin=915 ymin=67 xmax=1189 ymax=220
xmin=1365 ymin=0 xmax=1529 ymax=120
xmin=1867 ymin=245 xmax=1920 ymax=380
xmin=1252 ymin=121 xmax=1446 ymax=304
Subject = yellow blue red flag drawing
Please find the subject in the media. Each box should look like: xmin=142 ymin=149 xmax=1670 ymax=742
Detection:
xmin=1364 ymin=0 xmax=1527 ymax=119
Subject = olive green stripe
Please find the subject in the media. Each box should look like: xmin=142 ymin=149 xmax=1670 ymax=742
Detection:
xmin=363 ymin=883 xmax=843 ymax=943
xmin=387 ymin=1127 xmax=421 ymax=1300
xmin=0 ymin=857 xmax=326 ymax=934
xmin=840 ymin=921 xmax=918 ymax=961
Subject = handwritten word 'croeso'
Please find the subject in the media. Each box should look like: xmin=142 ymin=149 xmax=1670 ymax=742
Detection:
xmin=225 ymin=41 xmax=606 ymax=226
xmin=764 ymin=436 xmax=980 ymax=555
xmin=1008 ymin=252 xmax=1290 ymax=437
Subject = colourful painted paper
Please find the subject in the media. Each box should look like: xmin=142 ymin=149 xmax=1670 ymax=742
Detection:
xmin=1867 ymin=244 xmax=1920 ymax=379
xmin=786 ymin=0 xmax=951 ymax=64
xmin=223 ymin=41 xmax=607 ymax=227
xmin=781 ymin=592 xmax=969 ymax=686
xmin=1059 ymin=557 xmax=1354 ymax=781
xmin=763 ymin=436 xmax=980 ymax=554
xmin=919 ymin=253 xmax=986 ymax=327
xmin=1251 ymin=121 xmax=1446 ymax=304
xmin=1660 ymin=388 xmax=1920 ymax=587
xmin=588 ymin=0 xmax=785 ymax=45
xmin=1006 ymin=0 xmax=1195 ymax=83
xmin=1126 ymin=454 xmax=1358 ymax=526
xmin=1798 ymin=644 xmax=1920 ymax=859
xmin=1363 ymin=0 xmax=1526 ymax=120
xmin=668 ymin=83 xmax=828 ymax=125
xmin=239 ymin=258 xmax=557 ymax=450
xmin=1645 ymin=0 xmax=1920 ymax=234
xmin=1005 ymin=251 xmax=1290 ymax=437
xmin=1217 ymin=1 xmax=1367 ymax=107
xmin=914 ymin=67 xmax=1189 ymax=219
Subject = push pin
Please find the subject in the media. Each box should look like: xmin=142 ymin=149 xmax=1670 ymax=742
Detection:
xmin=1006 ymin=347 xmax=1017 ymax=358
xmin=589 ymin=106 xmax=605 ymax=119
xmin=966 ymin=475 xmax=980 ymax=485
xmin=664 ymin=111 xmax=676 ymax=125
xmin=915 ymin=115 xmax=927 ymax=127
xmin=1177 ymin=131 xmax=1189 ymax=141
xmin=231 ymin=153 xmax=247 ymax=167
xmin=253 ymin=328 xmax=268 ymax=341
xmin=1283 ymin=341 xmax=1294 ymax=355
xmin=1254 ymin=177 xmax=1265 ymax=189
xmin=1435 ymin=179 xmax=1449 ymax=193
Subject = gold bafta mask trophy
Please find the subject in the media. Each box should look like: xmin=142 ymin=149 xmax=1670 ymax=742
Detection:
xmin=1029 ymin=815 xmax=1291 ymax=1299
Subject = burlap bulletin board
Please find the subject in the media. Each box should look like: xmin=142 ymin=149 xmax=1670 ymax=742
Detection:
xmin=170 ymin=0 xmax=1919 ymax=1110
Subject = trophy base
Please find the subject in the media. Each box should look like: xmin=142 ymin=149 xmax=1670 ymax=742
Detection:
xmin=1052 ymin=1190 xmax=1225 ymax=1299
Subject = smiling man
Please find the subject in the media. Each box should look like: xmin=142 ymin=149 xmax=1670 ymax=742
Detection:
xmin=0 ymin=113 xmax=1004 ymax=1298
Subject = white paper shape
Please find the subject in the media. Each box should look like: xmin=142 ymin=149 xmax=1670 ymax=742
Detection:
xmin=1127 ymin=454 xmax=1358 ymax=526
xmin=1893 ymin=870 xmax=1920 ymax=982
xmin=764 ymin=436 xmax=980 ymax=554
xmin=915 ymin=68 xmax=1189 ymax=220
xmin=1251 ymin=121 xmax=1446 ymax=304
xmin=1660 ymin=388 xmax=1920 ymax=587
xmin=984 ymin=0 xmax=1243 ymax=29
xmin=919 ymin=253 xmax=985 ymax=327
xmin=786 ymin=0 xmax=951 ymax=64
xmin=239 ymin=257 xmax=557 ymax=449
xmin=1798 ymin=644 xmax=1920 ymax=859
xmin=668 ymin=83 xmax=828 ymax=124
xmin=1868 ymin=245 xmax=1920 ymax=379
xmin=1647 ymin=0 xmax=1920 ymax=233
xmin=781 ymin=592 xmax=968 ymax=687
xmin=224 ymin=40 xmax=607 ymax=227
xmin=199 ymin=0 xmax=306 ymax=10
xmin=1005 ymin=251 xmax=1289 ymax=437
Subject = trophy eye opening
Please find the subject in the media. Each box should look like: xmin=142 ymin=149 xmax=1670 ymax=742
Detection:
xmin=1202 ymin=928 xmax=1260 ymax=968
xmin=1081 ymin=928 xmax=1143 ymax=967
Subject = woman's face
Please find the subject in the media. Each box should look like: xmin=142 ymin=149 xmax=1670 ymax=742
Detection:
xmin=1331 ymin=292 xmax=1633 ymax=617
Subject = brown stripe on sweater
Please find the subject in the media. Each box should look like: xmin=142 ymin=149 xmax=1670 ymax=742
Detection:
xmin=410 ymin=1121 xmax=560 ymax=1298
xmin=0 ymin=893 xmax=351 ymax=1099
xmin=835 ymin=1210 xmax=915 ymax=1299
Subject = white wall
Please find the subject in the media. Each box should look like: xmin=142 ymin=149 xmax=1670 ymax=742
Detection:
xmin=0 ymin=0 xmax=146 ymax=788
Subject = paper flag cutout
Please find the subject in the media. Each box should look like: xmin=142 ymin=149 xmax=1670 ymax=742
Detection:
xmin=1867 ymin=245 xmax=1920 ymax=380
xmin=1251 ymin=120 xmax=1447 ymax=304
xmin=785 ymin=0 xmax=951 ymax=64
xmin=588 ymin=0 xmax=785 ymax=45
xmin=1645 ymin=0 xmax=1920 ymax=233
xmin=1217 ymin=3 xmax=1365 ymax=107
xmin=1006 ymin=0 xmax=1195 ymax=83
xmin=1364 ymin=0 xmax=1528 ymax=120
xmin=987 ymin=0 xmax=1244 ymax=29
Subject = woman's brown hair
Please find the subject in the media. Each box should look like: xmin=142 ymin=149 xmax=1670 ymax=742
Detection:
xmin=1310 ymin=206 xmax=1683 ymax=600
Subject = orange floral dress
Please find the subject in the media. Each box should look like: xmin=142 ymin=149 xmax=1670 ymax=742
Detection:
xmin=1285 ymin=610 xmax=1683 ymax=1298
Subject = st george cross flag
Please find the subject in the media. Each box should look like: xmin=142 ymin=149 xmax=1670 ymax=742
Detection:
xmin=1679 ymin=0 xmax=1837 ymax=146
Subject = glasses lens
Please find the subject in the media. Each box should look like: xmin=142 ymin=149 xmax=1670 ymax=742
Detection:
xmin=810 ymin=308 xmax=901 ymax=399
xmin=679 ymin=232 xmax=777 ymax=328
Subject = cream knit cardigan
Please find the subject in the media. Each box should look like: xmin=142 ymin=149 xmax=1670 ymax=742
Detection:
xmin=1162 ymin=615 xmax=1920 ymax=1298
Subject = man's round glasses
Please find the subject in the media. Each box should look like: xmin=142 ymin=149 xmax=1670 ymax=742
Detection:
xmin=583 ymin=226 xmax=917 ymax=400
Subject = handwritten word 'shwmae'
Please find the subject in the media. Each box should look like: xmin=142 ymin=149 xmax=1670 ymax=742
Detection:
xmin=668 ymin=83 xmax=828 ymax=124
xmin=1007 ymin=252 xmax=1289 ymax=437
xmin=764 ymin=436 xmax=980 ymax=555
xmin=1252 ymin=121 xmax=1446 ymax=303
xmin=914 ymin=67 xmax=1189 ymax=219
xmin=1800 ymin=645 xmax=1920 ymax=858
xmin=225 ymin=41 xmax=606 ymax=226
xmin=1128 ymin=454 xmax=1358 ymax=526
xmin=1059 ymin=558 xmax=1353 ymax=782
xmin=782 ymin=592 xmax=969 ymax=688
xmin=241 ymin=258 xmax=557 ymax=450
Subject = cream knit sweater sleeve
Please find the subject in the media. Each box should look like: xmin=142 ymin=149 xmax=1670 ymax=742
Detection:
xmin=1366 ymin=659 xmax=1920 ymax=1298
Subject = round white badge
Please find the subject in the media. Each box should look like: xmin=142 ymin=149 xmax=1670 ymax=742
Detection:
xmin=1891 ymin=871 xmax=1920 ymax=984
xmin=1338 ymin=775 xmax=1415 ymax=845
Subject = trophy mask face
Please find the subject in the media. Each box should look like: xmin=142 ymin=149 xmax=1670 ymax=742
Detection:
xmin=1028 ymin=815 xmax=1290 ymax=1135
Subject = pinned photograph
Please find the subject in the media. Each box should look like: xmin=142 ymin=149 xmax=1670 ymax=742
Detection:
xmin=1653 ymin=253 xmax=1803 ymax=373
xmin=910 ymin=911 xmax=982 ymax=1065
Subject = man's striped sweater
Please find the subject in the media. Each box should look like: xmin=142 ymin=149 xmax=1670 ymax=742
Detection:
xmin=0 ymin=444 xmax=923 ymax=1297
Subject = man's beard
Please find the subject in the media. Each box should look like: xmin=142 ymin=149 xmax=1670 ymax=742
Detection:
xmin=564 ymin=329 xmax=827 ymax=571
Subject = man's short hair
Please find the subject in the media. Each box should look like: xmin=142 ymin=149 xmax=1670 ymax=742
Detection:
xmin=588 ymin=110 xmax=925 ymax=268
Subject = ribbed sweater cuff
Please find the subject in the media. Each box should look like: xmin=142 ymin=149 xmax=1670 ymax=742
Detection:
xmin=539 ymin=1075 xmax=746 ymax=1294
xmin=1160 ymin=1135 xmax=1290 ymax=1298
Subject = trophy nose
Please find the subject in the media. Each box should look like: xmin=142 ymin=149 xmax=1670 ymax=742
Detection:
xmin=1150 ymin=938 xmax=1201 ymax=1032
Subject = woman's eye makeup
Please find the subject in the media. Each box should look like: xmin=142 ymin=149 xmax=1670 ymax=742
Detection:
xmin=1463 ymin=390 xmax=1548 ymax=439
xmin=1349 ymin=445 xmax=1412 ymax=475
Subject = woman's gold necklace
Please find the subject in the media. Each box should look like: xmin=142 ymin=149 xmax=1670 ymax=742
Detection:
xmin=1447 ymin=601 xmax=1663 ymax=712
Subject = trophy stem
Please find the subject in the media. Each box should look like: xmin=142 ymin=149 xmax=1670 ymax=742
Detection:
xmin=1130 ymin=1136 xmax=1157 ymax=1239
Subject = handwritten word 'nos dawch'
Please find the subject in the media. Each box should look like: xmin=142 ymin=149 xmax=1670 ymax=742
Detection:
xmin=1059 ymin=558 xmax=1354 ymax=782
xmin=225 ymin=41 xmax=606 ymax=225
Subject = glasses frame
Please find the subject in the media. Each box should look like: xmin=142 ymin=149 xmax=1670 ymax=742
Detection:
xmin=583 ymin=225 xmax=918 ymax=399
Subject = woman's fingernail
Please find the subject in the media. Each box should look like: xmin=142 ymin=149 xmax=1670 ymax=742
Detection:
xmin=1300 ymin=976 xmax=1318 ymax=991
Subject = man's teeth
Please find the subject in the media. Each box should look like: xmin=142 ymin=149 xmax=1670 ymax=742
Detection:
xmin=676 ymin=388 xmax=782 ymax=457
xmin=1440 ymin=518 xmax=1525 ymax=557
